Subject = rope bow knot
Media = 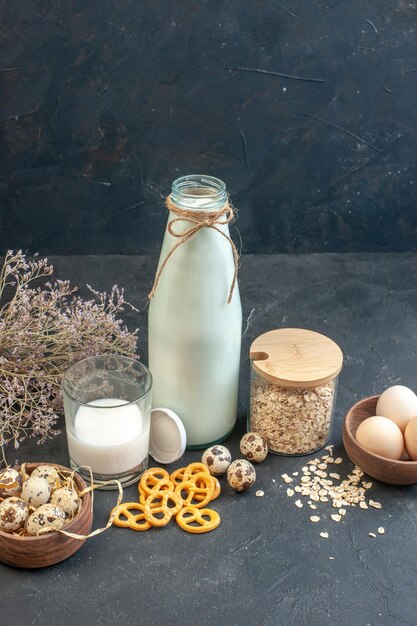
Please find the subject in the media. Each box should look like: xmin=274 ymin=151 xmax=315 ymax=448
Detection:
xmin=148 ymin=195 xmax=239 ymax=304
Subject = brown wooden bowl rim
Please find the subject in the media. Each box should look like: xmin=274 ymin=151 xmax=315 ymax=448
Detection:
xmin=344 ymin=394 xmax=417 ymax=467
xmin=0 ymin=462 xmax=92 ymax=542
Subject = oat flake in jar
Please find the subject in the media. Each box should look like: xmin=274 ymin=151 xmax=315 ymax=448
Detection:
xmin=249 ymin=328 xmax=343 ymax=456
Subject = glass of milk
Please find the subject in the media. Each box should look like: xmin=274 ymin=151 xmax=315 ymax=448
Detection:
xmin=62 ymin=355 xmax=152 ymax=488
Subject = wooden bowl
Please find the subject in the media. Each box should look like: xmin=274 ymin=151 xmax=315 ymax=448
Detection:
xmin=343 ymin=395 xmax=417 ymax=485
xmin=0 ymin=462 xmax=93 ymax=568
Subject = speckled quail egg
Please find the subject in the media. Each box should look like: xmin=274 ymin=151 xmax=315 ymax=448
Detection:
xmin=50 ymin=487 xmax=80 ymax=517
xmin=240 ymin=432 xmax=268 ymax=463
xmin=0 ymin=497 xmax=29 ymax=533
xmin=0 ymin=468 xmax=22 ymax=497
xmin=26 ymin=504 xmax=67 ymax=536
xmin=201 ymin=445 xmax=232 ymax=476
xmin=21 ymin=476 xmax=51 ymax=508
xmin=226 ymin=459 xmax=256 ymax=493
xmin=31 ymin=465 xmax=61 ymax=490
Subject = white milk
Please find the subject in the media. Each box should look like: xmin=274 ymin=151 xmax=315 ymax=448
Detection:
xmin=67 ymin=398 xmax=150 ymax=475
xmin=148 ymin=187 xmax=242 ymax=447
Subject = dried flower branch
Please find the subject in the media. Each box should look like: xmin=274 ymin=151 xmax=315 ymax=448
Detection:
xmin=0 ymin=250 xmax=139 ymax=451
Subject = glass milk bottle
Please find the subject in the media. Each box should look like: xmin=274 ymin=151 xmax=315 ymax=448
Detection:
xmin=148 ymin=175 xmax=242 ymax=448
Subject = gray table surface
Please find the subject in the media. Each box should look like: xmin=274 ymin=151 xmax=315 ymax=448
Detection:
xmin=2 ymin=253 xmax=417 ymax=626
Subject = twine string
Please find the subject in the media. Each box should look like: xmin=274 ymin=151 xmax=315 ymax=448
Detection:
xmin=148 ymin=195 xmax=239 ymax=304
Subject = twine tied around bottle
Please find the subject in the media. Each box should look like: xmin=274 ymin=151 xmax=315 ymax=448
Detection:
xmin=148 ymin=195 xmax=239 ymax=304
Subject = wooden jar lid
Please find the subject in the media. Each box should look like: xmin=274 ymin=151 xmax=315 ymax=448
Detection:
xmin=250 ymin=328 xmax=343 ymax=388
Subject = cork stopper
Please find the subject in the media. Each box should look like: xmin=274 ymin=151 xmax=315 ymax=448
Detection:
xmin=250 ymin=328 xmax=343 ymax=388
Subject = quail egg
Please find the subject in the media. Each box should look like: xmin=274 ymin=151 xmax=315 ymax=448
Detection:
xmin=240 ymin=432 xmax=268 ymax=463
xmin=50 ymin=487 xmax=80 ymax=517
xmin=202 ymin=445 xmax=232 ymax=476
xmin=31 ymin=465 xmax=61 ymax=490
xmin=26 ymin=504 xmax=67 ymax=536
xmin=0 ymin=468 xmax=22 ymax=497
xmin=21 ymin=476 xmax=51 ymax=508
xmin=0 ymin=497 xmax=29 ymax=533
xmin=226 ymin=459 xmax=256 ymax=492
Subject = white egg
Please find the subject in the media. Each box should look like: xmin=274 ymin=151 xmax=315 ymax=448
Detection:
xmin=404 ymin=415 xmax=417 ymax=461
xmin=356 ymin=415 xmax=404 ymax=460
xmin=376 ymin=385 xmax=417 ymax=432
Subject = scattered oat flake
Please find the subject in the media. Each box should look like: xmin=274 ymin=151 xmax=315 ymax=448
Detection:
xmin=359 ymin=501 xmax=368 ymax=510
xmin=329 ymin=473 xmax=340 ymax=480
xmin=255 ymin=490 xmax=264 ymax=497
xmin=320 ymin=531 xmax=329 ymax=538
xmin=325 ymin=445 xmax=334 ymax=452
xmin=326 ymin=457 xmax=334 ymax=463
xmin=362 ymin=482 xmax=373 ymax=489
xmin=286 ymin=488 xmax=294 ymax=497
xmin=331 ymin=514 xmax=342 ymax=522
xmin=302 ymin=466 xmax=309 ymax=472
xmin=310 ymin=515 xmax=320 ymax=523
xmin=369 ymin=500 xmax=382 ymax=509
xmin=334 ymin=458 xmax=343 ymax=464
xmin=310 ymin=504 xmax=317 ymax=510
xmin=378 ymin=527 xmax=385 ymax=535
xmin=368 ymin=532 xmax=376 ymax=538
xmin=295 ymin=499 xmax=303 ymax=509
xmin=292 ymin=472 xmax=298 ymax=476
xmin=281 ymin=474 xmax=293 ymax=484
xmin=318 ymin=463 xmax=327 ymax=470
xmin=339 ymin=509 xmax=346 ymax=516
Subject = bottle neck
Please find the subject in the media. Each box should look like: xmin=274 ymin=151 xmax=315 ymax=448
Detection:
xmin=170 ymin=175 xmax=227 ymax=211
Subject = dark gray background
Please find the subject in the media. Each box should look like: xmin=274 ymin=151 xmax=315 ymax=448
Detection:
xmin=1 ymin=0 xmax=417 ymax=255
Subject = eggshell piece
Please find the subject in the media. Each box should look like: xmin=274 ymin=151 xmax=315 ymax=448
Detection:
xmin=26 ymin=504 xmax=67 ymax=536
xmin=0 ymin=468 xmax=22 ymax=497
xmin=201 ymin=445 xmax=232 ymax=476
xmin=404 ymin=415 xmax=417 ymax=461
xmin=356 ymin=415 xmax=404 ymax=460
xmin=0 ymin=497 xmax=29 ymax=532
xmin=227 ymin=459 xmax=256 ymax=492
xmin=50 ymin=487 xmax=80 ymax=517
xmin=240 ymin=432 xmax=268 ymax=463
xmin=376 ymin=385 xmax=417 ymax=432
xmin=21 ymin=476 xmax=51 ymax=508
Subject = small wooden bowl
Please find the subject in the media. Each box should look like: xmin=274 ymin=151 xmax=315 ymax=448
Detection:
xmin=0 ymin=462 xmax=93 ymax=568
xmin=343 ymin=395 xmax=417 ymax=485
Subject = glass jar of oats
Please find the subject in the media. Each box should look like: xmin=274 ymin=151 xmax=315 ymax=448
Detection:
xmin=249 ymin=328 xmax=343 ymax=456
